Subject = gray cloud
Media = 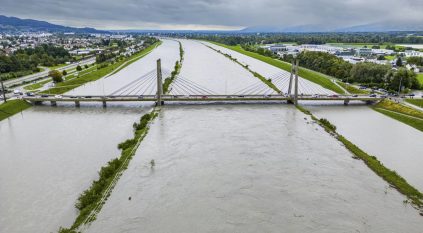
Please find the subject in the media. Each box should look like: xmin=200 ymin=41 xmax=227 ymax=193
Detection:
xmin=1 ymin=0 xmax=422 ymax=30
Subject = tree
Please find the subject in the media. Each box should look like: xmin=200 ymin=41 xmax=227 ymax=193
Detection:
xmin=84 ymin=64 xmax=89 ymax=69
xmin=388 ymin=68 xmax=418 ymax=91
xmin=62 ymin=70 xmax=67 ymax=76
xmin=396 ymin=57 xmax=403 ymax=67
xmin=76 ymin=65 xmax=82 ymax=71
xmin=49 ymin=70 xmax=63 ymax=83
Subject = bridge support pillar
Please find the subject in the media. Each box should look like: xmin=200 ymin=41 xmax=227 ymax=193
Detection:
xmin=50 ymin=101 xmax=57 ymax=107
xmin=156 ymin=59 xmax=163 ymax=106
xmin=344 ymin=99 xmax=350 ymax=106
xmin=102 ymin=100 xmax=107 ymax=108
xmin=75 ymin=101 xmax=80 ymax=107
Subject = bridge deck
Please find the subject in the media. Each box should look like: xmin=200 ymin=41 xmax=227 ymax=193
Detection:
xmin=22 ymin=94 xmax=383 ymax=104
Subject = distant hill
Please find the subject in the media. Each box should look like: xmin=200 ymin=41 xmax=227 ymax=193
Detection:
xmin=0 ymin=15 xmax=106 ymax=33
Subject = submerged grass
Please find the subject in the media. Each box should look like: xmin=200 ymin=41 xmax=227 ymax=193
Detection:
xmin=58 ymin=110 xmax=159 ymax=233
xmin=0 ymin=99 xmax=32 ymax=121
xmin=209 ymin=42 xmax=344 ymax=94
xmin=297 ymin=104 xmax=423 ymax=210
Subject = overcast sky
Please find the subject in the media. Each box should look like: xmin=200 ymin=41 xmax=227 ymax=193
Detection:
xmin=1 ymin=0 xmax=423 ymax=30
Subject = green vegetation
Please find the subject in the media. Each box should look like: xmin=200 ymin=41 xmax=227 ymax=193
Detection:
xmin=374 ymin=108 xmax=423 ymax=132
xmin=0 ymin=99 xmax=32 ymax=121
xmin=41 ymin=42 xmax=161 ymax=95
xmin=405 ymin=99 xmax=423 ymax=108
xmin=417 ymin=74 xmax=423 ymax=86
xmin=0 ymin=44 xmax=71 ymax=81
xmin=163 ymin=41 xmax=183 ymax=93
xmin=210 ymin=42 xmax=344 ymax=94
xmin=207 ymin=44 xmax=280 ymax=92
xmin=298 ymin=105 xmax=423 ymax=209
xmin=336 ymin=81 xmax=369 ymax=94
xmin=59 ymin=111 xmax=159 ymax=232
xmin=374 ymin=100 xmax=423 ymax=119
xmin=23 ymin=78 xmax=52 ymax=91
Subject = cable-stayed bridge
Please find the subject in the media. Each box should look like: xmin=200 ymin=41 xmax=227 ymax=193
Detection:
xmin=22 ymin=59 xmax=383 ymax=107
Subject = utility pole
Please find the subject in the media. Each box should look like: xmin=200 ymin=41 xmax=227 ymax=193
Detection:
xmin=294 ymin=59 xmax=299 ymax=106
xmin=156 ymin=59 xmax=163 ymax=106
xmin=398 ymin=76 xmax=403 ymax=96
xmin=0 ymin=76 xmax=6 ymax=103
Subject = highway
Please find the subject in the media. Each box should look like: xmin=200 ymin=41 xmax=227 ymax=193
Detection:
xmin=3 ymin=57 xmax=96 ymax=88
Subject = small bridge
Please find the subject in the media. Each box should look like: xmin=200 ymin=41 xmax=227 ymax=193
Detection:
xmin=23 ymin=59 xmax=383 ymax=107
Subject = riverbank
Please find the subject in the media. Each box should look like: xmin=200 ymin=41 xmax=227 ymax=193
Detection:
xmin=0 ymin=99 xmax=32 ymax=121
xmin=208 ymin=42 xmax=344 ymax=94
xmin=297 ymin=105 xmax=423 ymax=211
xmin=58 ymin=109 xmax=160 ymax=233
xmin=373 ymin=100 xmax=423 ymax=132
xmin=0 ymin=42 xmax=161 ymax=122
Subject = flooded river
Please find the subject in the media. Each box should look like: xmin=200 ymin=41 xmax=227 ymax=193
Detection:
xmin=85 ymin=105 xmax=423 ymax=233
xmin=308 ymin=105 xmax=423 ymax=191
xmin=0 ymin=39 xmax=179 ymax=233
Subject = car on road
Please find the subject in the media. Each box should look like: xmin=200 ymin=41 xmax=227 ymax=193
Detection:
xmin=85 ymin=96 xmax=92 ymax=98
xmin=380 ymin=95 xmax=387 ymax=98
xmin=138 ymin=95 xmax=144 ymax=99
xmin=352 ymin=94 xmax=358 ymax=97
xmin=54 ymin=95 xmax=63 ymax=99
xmin=369 ymin=94 xmax=377 ymax=98
xmin=41 ymin=94 xmax=49 ymax=98
xmin=237 ymin=95 xmax=245 ymax=98
xmin=202 ymin=96 xmax=208 ymax=99
xmin=26 ymin=92 xmax=35 ymax=96
xmin=13 ymin=90 xmax=23 ymax=95
xmin=327 ymin=94 xmax=339 ymax=98
xmin=312 ymin=94 xmax=320 ymax=98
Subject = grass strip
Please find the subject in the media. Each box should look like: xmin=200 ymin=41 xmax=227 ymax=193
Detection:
xmin=23 ymin=78 xmax=52 ymax=91
xmin=58 ymin=110 xmax=160 ymax=233
xmin=163 ymin=41 xmax=184 ymax=93
xmin=296 ymin=105 xmax=423 ymax=211
xmin=405 ymin=99 xmax=423 ymax=109
xmin=0 ymin=99 xmax=32 ymax=121
xmin=373 ymin=108 xmax=423 ymax=132
xmin=336 ymin=81 xmax=370 ymax=94
xmin=209 ymin=42 xmax=345 ymax=94
xmin=374 ymin=99 xmax=423 ymax=119
xmin=205 ymin=44 xmax=280 ymax=93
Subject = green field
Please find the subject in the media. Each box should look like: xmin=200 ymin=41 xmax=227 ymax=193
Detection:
xmin=417 ymin=73 xmax=423 ymax=86
xmin=374 ymin=108 xmax=423 ymax=132
xmin=0 ymin=100 xmax=32 ymax=121
xmin=210 ymin=42 xmax=345 ymax=94
xmin=405 ymin=99 xmax=423 ymax=108
xmin=23 ymin=78 xmax=52 ymax=91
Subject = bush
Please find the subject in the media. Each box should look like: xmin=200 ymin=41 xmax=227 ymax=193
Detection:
xmin=320 ymin=118 xmax=337 ymax=131
xmin=76 ymin=65 xmax=82 ymax=71
xmin=62 ymin=70 xmax=67 ymax=76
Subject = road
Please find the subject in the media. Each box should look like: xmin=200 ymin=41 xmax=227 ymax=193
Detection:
xmin=3 ymin=57 xmax=96 ymax=88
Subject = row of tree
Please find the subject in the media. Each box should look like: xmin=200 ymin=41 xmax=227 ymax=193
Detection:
xmin=281 ymin=51 xmax=420 ymax=91
xmin=0 ymin=44 xmax=71 ymax=76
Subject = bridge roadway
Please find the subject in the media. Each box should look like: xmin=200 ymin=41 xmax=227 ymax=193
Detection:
xmin=22 ymin=94 xmax=382 ymax=106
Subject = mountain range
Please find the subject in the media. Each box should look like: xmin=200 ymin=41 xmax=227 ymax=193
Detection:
xmin=1 ymin=15 xmax=423 ymax=34
xmin=0 ymin=15 xmax=104 ymax=33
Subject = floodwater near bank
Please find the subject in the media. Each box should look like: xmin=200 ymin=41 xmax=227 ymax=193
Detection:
xmin=204 ymin=42 xmax=334 ymax=95
xmin=172 ymin=40 xmax=275 ymax=95
xmin=0 ymin=40 xmax=180 ymax=233
xmin=85 ymin=105 xmax=423 ymax=233
xmin=308 ymin=105 xmax=423 ymax=192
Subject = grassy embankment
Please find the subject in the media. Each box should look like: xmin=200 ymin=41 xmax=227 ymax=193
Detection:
xmin=336 ymin=81 xmax=370 ymax=94
xmin=163 ymin=41 xmax=184 ymax=93
xmin=0 ymin=99 xmax=32 ymax=121
xmin=296 ymin=104 xmax=423 ymax=210
xmin=417 ymin=73 xmax=423 ymax=86
xmin=373 ymin=100 xmax=423 ymax=132
xmin=205 ymin=44 xmax=280 ymax=92
xmin=0 ymin=42 xmax=161 ymax=122
xmin=58 ymin=110 xmax=159 ymax=233
xmin=405 ymin=99 xmax=423 ymax=108
xmin=41 ymin=42 xmax=161 ymax=95
xmin=209 ymin=42 xmax=345 ymax=94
